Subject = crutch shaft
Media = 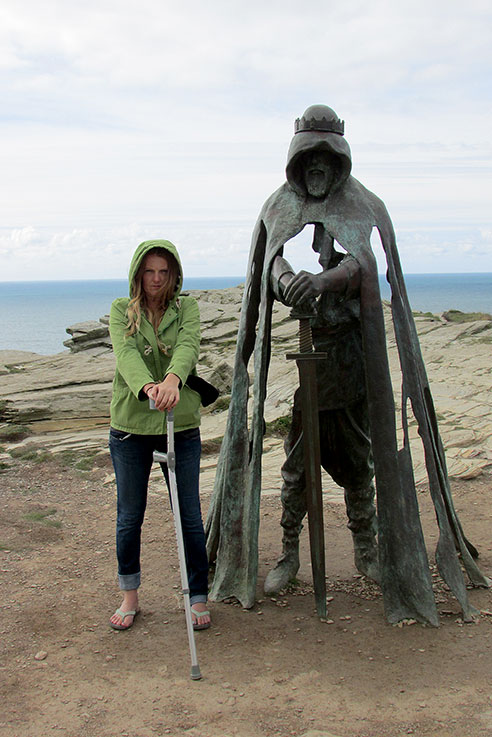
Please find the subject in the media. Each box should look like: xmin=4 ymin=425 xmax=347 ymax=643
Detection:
xmin=153 ymin=409 xmax=202 ymax=680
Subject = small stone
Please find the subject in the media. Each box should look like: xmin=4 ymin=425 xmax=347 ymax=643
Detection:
xmin=34 ymin=651 xmax=48 ymax=661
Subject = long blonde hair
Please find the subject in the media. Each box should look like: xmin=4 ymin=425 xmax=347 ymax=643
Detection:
xmin=126 ymin=247 xmax=180 ymax=349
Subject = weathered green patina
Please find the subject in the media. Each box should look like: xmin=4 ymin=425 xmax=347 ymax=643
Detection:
xmin=205 ymin=105 xmax=490 ymax=625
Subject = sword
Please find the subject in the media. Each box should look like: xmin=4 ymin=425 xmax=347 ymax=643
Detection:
xmin=287 ymin=306 xmax=327 ymax=619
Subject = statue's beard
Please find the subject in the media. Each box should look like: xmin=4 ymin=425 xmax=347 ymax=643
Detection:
xmin=305 ymin=171 xmax=332 ymax=199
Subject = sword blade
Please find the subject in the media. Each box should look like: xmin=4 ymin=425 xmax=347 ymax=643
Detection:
xmin=298 ymin=358 xmax=326 ymax=619
xmin=287 ymin=349 xmax=327 ymax=620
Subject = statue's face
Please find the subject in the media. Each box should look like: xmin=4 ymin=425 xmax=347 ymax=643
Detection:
xmin=302 ymin=151 xmax=336 ymax=199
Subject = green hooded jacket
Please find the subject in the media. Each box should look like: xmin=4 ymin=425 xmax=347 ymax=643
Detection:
xmin=109 ymin=240 xmax=201 ymax=434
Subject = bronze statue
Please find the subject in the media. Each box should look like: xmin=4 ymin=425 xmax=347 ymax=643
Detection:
xmin=206 ymin=104 xmax=490 ymax=625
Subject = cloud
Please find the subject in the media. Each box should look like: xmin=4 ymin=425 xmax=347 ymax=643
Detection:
xmin=0 ymin=221 xmax=252 ymax=280
xmin=3 ymin=0 xmax=491 ymax=131
xmin=0 ymin=0 xmax=491 ymax=279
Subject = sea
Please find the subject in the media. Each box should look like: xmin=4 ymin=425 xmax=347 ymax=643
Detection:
xmin=1 ymin=273 xmax=492 ymax=356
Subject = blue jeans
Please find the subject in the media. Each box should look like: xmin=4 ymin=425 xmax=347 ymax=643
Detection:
xmin=109 ymin=427 xmax=208 ymax=604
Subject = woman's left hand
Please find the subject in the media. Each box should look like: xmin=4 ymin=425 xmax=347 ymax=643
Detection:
xmin=149 ymin=374 xmax=180 ymax=411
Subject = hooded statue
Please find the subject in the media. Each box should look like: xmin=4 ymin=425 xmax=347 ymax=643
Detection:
xmin=205 ymin=105 xmax=489 ymax=625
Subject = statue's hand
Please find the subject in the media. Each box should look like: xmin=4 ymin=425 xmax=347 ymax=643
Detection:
xmin=283 ymin=271 xmax=322 ymax=307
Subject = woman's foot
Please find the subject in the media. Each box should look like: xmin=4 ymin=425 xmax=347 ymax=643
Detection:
xmin=110 ymin=590 xmax=139 ymax=630
xmin=191 ymin=601 xmax=211 ymax=630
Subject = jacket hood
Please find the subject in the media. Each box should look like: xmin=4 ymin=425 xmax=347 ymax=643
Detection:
xmin=128 ymin=239 xmax=183 ymax=301
xmin=286 ymin=104 xmax=352 ymax=197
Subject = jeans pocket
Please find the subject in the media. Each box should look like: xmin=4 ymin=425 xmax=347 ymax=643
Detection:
xmin=175 ymin=427 xmax=200 ymax=441
xmin=109 ymin=428 xmax=132 ymax=442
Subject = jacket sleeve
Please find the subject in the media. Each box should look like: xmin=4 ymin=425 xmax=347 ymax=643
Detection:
xmin=109 ymin=299 xmax=155 ymax=399
xmin=165 ymin=297 xmax=201 ymax=385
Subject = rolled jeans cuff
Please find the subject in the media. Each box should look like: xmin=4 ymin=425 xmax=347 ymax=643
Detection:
xmin=118 ymin=571 xmax=141 ymax=591
xmin=190 ymin=594 xmax=207 ymax=606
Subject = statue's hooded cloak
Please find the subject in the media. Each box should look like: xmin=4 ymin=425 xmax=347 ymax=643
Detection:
xmin=206 ymin=105 xmax=489 ymax=625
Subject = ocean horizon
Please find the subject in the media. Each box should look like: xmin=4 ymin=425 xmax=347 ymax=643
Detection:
xmin=2 ymin=273 xmax=492 ymax=356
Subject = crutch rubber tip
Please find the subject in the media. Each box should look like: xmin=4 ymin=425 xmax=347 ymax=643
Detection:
xmin=190 ymin=665 xmax=202 ymax=680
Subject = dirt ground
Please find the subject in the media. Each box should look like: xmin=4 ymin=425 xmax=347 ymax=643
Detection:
xmin=1 ymin=454 xmax=492 ymax=737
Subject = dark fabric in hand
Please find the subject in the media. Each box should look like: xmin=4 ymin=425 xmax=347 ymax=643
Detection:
xmin=185 ymin=374 xmax=220 ymax=407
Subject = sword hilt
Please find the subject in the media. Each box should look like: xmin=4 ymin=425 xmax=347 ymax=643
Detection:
xmin=290 ymin=304 xmax=316 ymax=354
xmin=298 ymin=318 xmax=312 ymax=353
xmin=286 ymin=313 xmax=326 ymax=363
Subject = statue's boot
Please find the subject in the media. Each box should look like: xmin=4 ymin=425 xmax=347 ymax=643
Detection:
xmin=264 ymin=529 xmax=300 ymax=595
xmin=352 ymin=528 xmax=380 ymax=583
xmin=344 ymin=484 xmax=380 ymax=584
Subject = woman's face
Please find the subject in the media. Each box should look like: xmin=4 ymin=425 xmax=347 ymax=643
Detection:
xmin=141 ymin=253 xmax=169 ymax=300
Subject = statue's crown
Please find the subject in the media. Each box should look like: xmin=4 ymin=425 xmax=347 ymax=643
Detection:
xmin=294 ymin=114 xmax=345 ymax=136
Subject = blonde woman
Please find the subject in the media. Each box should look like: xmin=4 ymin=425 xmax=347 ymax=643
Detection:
xmin=108 ymin=240 xmax=210 ymax=631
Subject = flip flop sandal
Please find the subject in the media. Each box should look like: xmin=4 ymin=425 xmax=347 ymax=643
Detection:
xmin=191 ymin=607 xmax=211 ymax=631
xmin=110 ymin=608 xmax=140 ymax=630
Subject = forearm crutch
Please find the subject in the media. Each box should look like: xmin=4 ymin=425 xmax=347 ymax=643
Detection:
xmin=153 ymin=409 xmax=202 ymax=681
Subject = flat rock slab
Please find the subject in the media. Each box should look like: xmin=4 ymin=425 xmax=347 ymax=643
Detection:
xmin=1 ymin=288 xmax=491 ymax=485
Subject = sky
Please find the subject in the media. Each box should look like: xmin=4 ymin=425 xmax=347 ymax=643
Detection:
xmin=1 ymin=0 xmax=491 ymax=280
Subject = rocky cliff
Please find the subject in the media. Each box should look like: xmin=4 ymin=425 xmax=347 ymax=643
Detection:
xmin=1 ymin=287 xmax=491 ymax=490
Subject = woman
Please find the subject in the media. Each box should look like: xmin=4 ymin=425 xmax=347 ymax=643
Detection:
xmin=108 ymin=239 xmax=210 ymax=631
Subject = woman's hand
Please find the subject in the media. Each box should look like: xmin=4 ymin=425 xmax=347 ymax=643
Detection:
xmin=148 ymin=374 xmax=180 ymax=412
